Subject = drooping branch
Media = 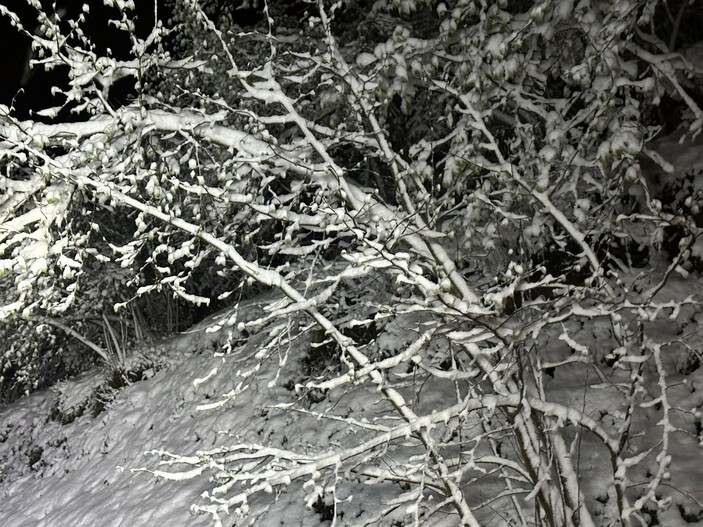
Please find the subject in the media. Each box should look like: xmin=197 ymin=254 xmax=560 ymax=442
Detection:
xmin=31 ymin=316 xmax=110 ymax=363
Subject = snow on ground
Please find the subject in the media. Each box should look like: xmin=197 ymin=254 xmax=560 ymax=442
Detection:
xmin=1 ymin=282 xmax=702 ymax=526
xmin=2 ymin=271 xmax=703 ymax=525
xmin=0 ymin=297 xmax=281 ymax=527
xmin=0 ymin=337 xmax=221 ymax=526
xmin=0 ymin=294 xmax=405 ymax=526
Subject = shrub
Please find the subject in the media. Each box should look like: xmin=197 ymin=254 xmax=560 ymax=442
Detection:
xmin=2 ymin=0 xmax=703 ymax=524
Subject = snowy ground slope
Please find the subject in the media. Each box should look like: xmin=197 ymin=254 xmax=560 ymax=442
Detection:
xmin=0 ymin=297 xmax=287 ymax=527
xmin=1 ymin=274 xmax=703 ymax=526
xmin=0 ymin=293 xmax=399 ymax=527
xmin=0 ymin=337 xmax=227 ymax=526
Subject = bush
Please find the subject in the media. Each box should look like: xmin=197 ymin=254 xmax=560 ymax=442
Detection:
xmin=2 ymin=0 xmax=703 ymax=524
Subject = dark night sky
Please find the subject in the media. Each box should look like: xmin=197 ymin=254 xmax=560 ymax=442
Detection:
xmin=0 ymin=0 xmax=34 ymax=108
xmin=0 ymin=0 xmax=163 ymax=118
xmin=0 ymin=0 xmax=272 ymax=119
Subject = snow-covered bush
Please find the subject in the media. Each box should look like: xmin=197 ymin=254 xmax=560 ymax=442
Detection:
xmin=2 ymin=0 xmax=703 ymax=524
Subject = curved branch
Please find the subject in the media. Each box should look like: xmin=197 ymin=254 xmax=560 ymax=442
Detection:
xmin=31 ymin=316 xmax=110 ymax=363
